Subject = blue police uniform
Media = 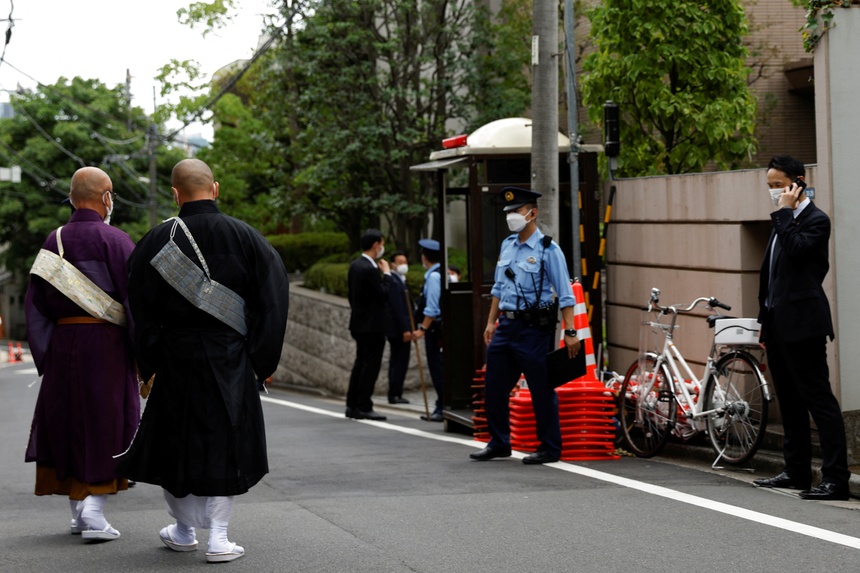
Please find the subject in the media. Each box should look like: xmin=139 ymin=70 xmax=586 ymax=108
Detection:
xmin=483 ymin=190 xmax=575 ymax=459
xmin=418 ymin=239 xmax=444 ymax=419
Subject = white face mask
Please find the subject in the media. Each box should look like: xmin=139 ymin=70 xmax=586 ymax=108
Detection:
xmin=448 ymin=275 xmax=458 ymax=283
xmin=375 ymin=245 xmax=385 ymax=260
xmin=396 ymin=264 xmax=409 ymax=276
xmin=768 ymin=187 xmax=783 ymax=207
xmin=506 ymin=209 xmax=532 ymax=233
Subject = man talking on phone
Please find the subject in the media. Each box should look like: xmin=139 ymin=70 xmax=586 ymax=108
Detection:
xmin=752 ymin=155 xmax=850 ymax=500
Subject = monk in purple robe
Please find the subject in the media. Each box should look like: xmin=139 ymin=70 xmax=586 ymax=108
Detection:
xmin=24 ymin=166 xmax=139 ymax=542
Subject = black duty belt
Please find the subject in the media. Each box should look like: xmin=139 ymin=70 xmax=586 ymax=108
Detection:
xmin=501 ymin=307 xmax=556 ymax=321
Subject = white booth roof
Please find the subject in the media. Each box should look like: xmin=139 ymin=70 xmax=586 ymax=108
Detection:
xmin=428 ymin=117 xmax=571 ymax=160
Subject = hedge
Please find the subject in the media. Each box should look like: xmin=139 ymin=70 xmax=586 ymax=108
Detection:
xmin=304 ymin=260 xmax=428 ymax=301
xmin=266 ymin=232 xmax=350 ymax=273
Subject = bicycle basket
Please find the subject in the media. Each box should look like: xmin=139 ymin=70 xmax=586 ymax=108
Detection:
xmin=713 ymin=318 xmax=760 ymax=346
xmin=638 ymin=308 xmax=669 ymax=357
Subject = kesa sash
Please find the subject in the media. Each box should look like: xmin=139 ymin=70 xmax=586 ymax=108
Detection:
xmin=150 ymin=217 xmax=248 ymax=336
xmin=29 ymin=226 xmax=127 ymax=327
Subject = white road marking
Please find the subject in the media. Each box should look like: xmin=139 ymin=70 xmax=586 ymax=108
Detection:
xmin=261 ymin=395 xmax=860 ymax=550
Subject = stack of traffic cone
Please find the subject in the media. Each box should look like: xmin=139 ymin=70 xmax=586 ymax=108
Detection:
xmin=555 ymin=281 xmax=619 ymax=461
xmin=471 ymin=366 xmax=489 ymax=442
xmin=7 ymin=341 xmax=19 ymax=363
xmin=509 ymin=384 xmax=540 ymax=452
xmin=15 ymin=342 xmax=23 ymax=362
xmin=557 ymin=382 xmax=620 ymax=461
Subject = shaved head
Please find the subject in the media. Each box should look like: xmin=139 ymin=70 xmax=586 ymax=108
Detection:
xmin=172 ymin=159 xmax=216 ymax=204
xmin=69 ymin=167 xmax=112 ymax=214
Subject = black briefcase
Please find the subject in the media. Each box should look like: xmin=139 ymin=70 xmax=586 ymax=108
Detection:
xmin=546 ymin=346 xmax=587 ymax=389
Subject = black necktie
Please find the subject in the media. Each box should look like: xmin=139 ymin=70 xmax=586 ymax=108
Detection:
xmin=767 ymin=235 xmax=781 ymax=308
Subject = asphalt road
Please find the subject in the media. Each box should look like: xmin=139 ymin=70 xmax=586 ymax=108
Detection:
xmin=2 ymin=360 xmax=859 ymax=573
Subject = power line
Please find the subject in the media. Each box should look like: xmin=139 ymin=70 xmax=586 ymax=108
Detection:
xmin=7 ymin=93 xmax=87 ymax=167
xmin=0 ymin=1 xmax=14 ymax=69
xmin=0 ymin=143 xmax=67 ymax=195
xmin=129 ymin=19 xmax=288 ymax=159
xmin=1 ymin=59 xmax=144 ymax=135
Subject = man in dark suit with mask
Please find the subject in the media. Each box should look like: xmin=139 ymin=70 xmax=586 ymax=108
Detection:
xmin=345 ymin=229 xmax=392 ymax=421
xmin=752 ymin=155 xmax=849 ymax=500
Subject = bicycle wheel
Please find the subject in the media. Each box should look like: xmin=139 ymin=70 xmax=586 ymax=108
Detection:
xmin=704 ymin=351 xmax=769 ymax=465
xmin=619 ymin=354 xmax=677 ymax=458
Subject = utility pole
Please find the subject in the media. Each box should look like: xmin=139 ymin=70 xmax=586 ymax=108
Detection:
xmin=532 ymin=0 xmax=560 ymax=238
xmin=147 ymin=87 xmax=158 ymax=228
xmin=147 ymin=123 xmax=158 ymax=228
xmin=125 ymin=69 xmax=133 ymax=132
xmin=563 ymin=0 xmax=581 ymax=280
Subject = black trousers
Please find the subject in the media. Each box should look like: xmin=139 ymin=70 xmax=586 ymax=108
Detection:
xmin=424 ymin=326 xmax=443 ymax=413
xmin=347 ymin=332 xmax=386 ymax=412
xmin=387 ymin=336 xmax=411 ymax=399
xmin=765 ymin=326 xmax=849 ymax=485
xmin=484 ymin=317 xmax=561 ymax=457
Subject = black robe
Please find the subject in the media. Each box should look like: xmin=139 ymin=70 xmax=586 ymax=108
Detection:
xmin=117 ymin=200 xmax=289 ymax=497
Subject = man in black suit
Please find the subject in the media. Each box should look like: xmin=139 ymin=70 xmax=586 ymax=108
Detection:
xmin=752 ymin=155 xmax=850 ymax=500
xmin=385 ymin=251 xmax=412 ymax=404
xmin=345 ymin=229 xmax=392 ymax=421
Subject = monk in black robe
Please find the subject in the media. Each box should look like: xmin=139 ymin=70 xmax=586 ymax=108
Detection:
xmin=117 ymin=159 xmax=289 ymax=563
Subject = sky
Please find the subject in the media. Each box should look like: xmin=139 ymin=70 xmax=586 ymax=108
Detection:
xmin=0 ymin=0 xmax=275 ymax=139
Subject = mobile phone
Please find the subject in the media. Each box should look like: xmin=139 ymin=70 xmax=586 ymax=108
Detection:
xmin=793 ymin=177 xmax=807 ymax=191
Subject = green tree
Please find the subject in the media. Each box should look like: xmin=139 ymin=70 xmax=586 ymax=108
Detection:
xmin=282 ymin=0 xmax=487 ymax=251
xmin=581 ymin=0 xmax=757 ymax=176
xmin=170 ymin=1 xmax=545 ymax=252
xmin=0 ymin=77 xmax=183 ymax=276
xmin=465 ymin=0 xmax=533 ymax=129
xmin=162 ymin=1 xmax=314 ymax=236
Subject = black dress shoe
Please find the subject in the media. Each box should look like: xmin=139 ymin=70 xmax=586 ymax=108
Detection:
xmin=470 ymin=446 xmax=512 ymax=461
xmin=799 ymin=481 xmax=849 ymax=501
xmin=358 ymin=410 xmax=387 ymax=421
xmin=421 ymin=412 xmax=443 ymax=422
xmin=388 ymin=397 xmax=410 ymax=404
xmin=345 ymin=407 xmax=364 ymax=419
xmin=522 ymin=451 xmax=560 ymax=465
xmin=752 ymin=472 xmax=811 ymax=490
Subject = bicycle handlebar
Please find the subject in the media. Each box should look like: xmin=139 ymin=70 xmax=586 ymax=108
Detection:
xmin=647 ymin=288 xmax=731 ymax=314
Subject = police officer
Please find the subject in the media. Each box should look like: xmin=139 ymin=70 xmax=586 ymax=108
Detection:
xmin=471 ymin=187 xmax=581 ymax=464
xmin=411 ymin=239 xmax=444 ymax=422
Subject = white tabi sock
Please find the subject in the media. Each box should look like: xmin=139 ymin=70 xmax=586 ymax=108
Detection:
xmin=173 ymin=521 xmax=196 ymax=544
xmin=80 ymin=495 xmax=110 ymax=531
xmin=69 ymin=499 xmax=83 ymax=531
xmin=208 ymin=521 xmax=233 ymax=554
xmin=69 ymin=499 xmax=81 ymax=521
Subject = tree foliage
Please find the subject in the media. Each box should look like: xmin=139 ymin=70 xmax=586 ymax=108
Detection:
xmin=581 ymin=0 xmax=758 ymax=175
xmin=170 ymin=0 xmax=536 ymax=253
xmin=0 ymin=78 xmax=184 ymax=276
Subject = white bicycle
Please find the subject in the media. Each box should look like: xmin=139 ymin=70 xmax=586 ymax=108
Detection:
xmin=619 ymin=288 xmax=772 ymax=466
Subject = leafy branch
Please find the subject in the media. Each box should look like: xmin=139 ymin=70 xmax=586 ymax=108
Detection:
xmin=800 ymin=0 xmax=859 ymax=52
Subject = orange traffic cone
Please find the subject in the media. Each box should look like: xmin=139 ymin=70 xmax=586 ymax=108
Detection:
xmin=559 ymin=281 xmax=597 ymax=382
xmin=15 ymin=342 xmax=23 ymax=362
xmin=8 ymin=341 xmax=18 ymax=363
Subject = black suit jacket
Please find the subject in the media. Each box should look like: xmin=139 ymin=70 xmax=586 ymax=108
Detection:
xmin=348 ymin=255 xmax=391 ymax=334
xmin=384 ymin=275 xmax=412 ymax=339
xmin=758 ymin=201 xmax=834 ymax=343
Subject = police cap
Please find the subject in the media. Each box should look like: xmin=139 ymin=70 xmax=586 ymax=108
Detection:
xmin=418 ymin=238 xmax=440 ymax=252
xmin=499 ymin=186 xmax=541 ymax=211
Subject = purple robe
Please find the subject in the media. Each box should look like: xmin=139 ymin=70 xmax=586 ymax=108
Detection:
xmin=24 ymin=208 xmax=140 ymax=485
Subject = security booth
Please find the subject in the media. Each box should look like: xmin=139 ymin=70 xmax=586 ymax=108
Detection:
xmin=410 ymin=118 xmax=602 ymax=433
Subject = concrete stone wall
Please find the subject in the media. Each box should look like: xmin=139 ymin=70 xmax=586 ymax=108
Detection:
xmin=814 ymin=6 xmax=860 ymax=456
xmin=273 ymin=284 xmax=427 ymax=402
